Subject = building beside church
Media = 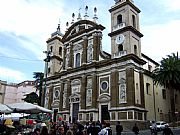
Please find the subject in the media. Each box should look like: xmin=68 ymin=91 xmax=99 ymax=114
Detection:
xmin=0 ymin=80 xmax=36 ymax=104
xmin=44 ymin=0 xmax=180 ymax=128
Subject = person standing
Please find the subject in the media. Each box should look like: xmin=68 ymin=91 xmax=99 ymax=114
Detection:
xmin=132 ymin=123 xmax=139 ymax=135
xmin=116 ymin=121 xmax=123 ymax=135
xmin=163 ymin=125 xmax=174 ymax=135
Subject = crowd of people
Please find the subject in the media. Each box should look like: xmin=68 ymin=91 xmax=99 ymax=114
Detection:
xmin=0 ymin=118 xmax=175 ymax=135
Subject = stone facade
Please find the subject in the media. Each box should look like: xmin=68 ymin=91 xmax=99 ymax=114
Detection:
xmin=44 ymin=0 xmax=180 ymax=129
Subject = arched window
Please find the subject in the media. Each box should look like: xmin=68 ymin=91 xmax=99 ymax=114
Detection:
xmin=59 ymin=47 xmax=62 ymax=56
xmin=117 ymin=14 xmax=122 ymax=24
xmin=134 ymin=45 xmax=137 ymax=55
xmin=50 ymin=46 xmax=53 ymax=52
xmin=118 ymin=44 xmax=123 ymax=52
xmin=132 ymin=15 xmax=136 ymax=28
xmin=75 ymin=53 xmax=80 ymax=67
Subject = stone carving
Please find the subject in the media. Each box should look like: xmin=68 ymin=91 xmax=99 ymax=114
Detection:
xmin=53 ymin=87 xmax=60 ymax=101
xmin=87 ymin=44 xmax=93 ymax=63
xmin=63 ymin=84 xmax=67 ymax=108
xmin=119 ymin=77 xmax=127 ymax=103
xmin=86 ymin=79 xmax=92 ymax=106
xmin=73 ymin=44 xmax=82 ymax=53
xmin=65 ymin=48 xmax=70 ymax=69
xmin=71 ymin=79 xmax=81 ymax=94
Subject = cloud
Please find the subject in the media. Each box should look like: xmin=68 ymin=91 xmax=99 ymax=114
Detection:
xmin=141 ymin=19 xmax=180 ymax=62
xmin=0 ymin=66 xmax=26 ymax=83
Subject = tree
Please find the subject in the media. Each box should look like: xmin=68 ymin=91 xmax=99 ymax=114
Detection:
xmin=153 ymin=52 xmax=180 ymax=122
xmin=33 ymin=72 xmax=44 ymax=106
xmin=23 ymin=92 xmax=39 ymax=104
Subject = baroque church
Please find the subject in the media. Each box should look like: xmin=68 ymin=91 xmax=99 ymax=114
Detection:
xmin=44 ymin=0 xmax=180 ymax=129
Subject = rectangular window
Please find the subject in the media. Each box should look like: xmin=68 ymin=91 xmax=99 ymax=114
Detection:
xmin=59 ymin=47 xmax=62 ymax=56
xmin=86 ymin=114 xmax=89 ymax=121
xmin=111 ymin=112 xmax=115 ymax=120
xmin=148 ymin=65 xmax=152 ymax=72
xmin=146 ymin=83 xmax=150 ymax=94
xmin=162 ymin=89 xmax=166 ymax=99
xmin=79 ymin=114 xmax=82 ymax=120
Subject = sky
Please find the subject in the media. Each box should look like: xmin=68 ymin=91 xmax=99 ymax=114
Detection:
xmin=0 ymin=0 xmax=180 ymax=83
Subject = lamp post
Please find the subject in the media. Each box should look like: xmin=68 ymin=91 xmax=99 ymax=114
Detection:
xmin=43 ymin=50 xmax=51 ymax=107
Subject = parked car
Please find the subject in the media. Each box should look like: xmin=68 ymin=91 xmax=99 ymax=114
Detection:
xmin=150 ymin=121 xmax=169 ymax=131
xmin=156 ymin=121 xmax=169 ymax=130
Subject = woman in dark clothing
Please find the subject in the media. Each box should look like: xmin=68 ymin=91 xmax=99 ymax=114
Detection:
xmin=132 ymin=123 xmax=139 ymax=135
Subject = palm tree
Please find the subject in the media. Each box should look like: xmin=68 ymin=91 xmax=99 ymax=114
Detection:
xmin=153 ymin=52 xmax=180 ymax=122
xmin=33 ymin=72 xmax=44 ymax=106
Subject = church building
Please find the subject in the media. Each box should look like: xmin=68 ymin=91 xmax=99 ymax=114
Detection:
xmin=44 ymin=0 xmax=180 ymax=129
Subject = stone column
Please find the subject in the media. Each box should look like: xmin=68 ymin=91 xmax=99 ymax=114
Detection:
xmin=126 ymin=67 xmax=135 ymax=106
xmin=92 ymin=73 xmax=97 ymax=108
xmin=81 ymin=75 xmax=87 ymax=109
xmin=111 ymin=69 xmax=118 ymax=107
xmin=82 ymin=36 xmax=88 ymax=65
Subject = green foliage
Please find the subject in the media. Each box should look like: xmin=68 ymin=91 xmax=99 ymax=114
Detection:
xmin=153 ymin=52 xmax=180 ymax=90
xmin=23 ymin=92 xmax=39 ymax=104
xmin=33 ymin=72 xmax=44 ymax=105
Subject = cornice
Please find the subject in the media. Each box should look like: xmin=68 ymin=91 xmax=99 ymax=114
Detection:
xmin=108 ymin=26 xmax=143 ymax=37
xmin=109 ymin=0 xmax=141 ymax=13
xmin=46 ymin=54 xmax=146 ymax=82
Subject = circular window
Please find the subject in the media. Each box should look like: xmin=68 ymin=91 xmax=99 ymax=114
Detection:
xmin=55 ymin=90 xmax=59 ymax=98
xmin=101 ymin=81 xmax=108 ymax=91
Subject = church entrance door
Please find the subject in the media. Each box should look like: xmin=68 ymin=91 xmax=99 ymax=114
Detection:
xmin=72 ymin=103 xmax=79 ymax=123
xmin=101 ymin=105 xmax=110 ymax=121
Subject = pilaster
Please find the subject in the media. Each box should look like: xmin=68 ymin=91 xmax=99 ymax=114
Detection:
xmin=63 ymin=47 xmax=66 ymax=70
xmin=69 ymin=42 xmax=73 ymax=68
xmin=140 ymin=72 xmax=145 ymax=107
xmin=126 ymin=67 xmax=135 ymax=106
xmin=82 ymin=36 xmax=88 ymax=65
xmin=81 ymin=75 xmax=87 ymax=109
xmin=92 ymin=73 xmax=97 ymax=108
xmin=111 ymin=69 xmax=118 ymax=107
xmin=67 ymin=79 xmax=71 ymax=110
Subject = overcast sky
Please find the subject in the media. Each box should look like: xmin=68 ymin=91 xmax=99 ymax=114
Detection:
xmin=0 ymin=0 xmax=180 ymax=83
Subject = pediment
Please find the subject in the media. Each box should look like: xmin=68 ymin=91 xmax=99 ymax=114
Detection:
xmin=98 ymin=94 xmax=111 ymax=103
xmin=69 ymin=92 xmax=80 ymax=98
xmin=62 ymin=20 xmax=105 ymax=42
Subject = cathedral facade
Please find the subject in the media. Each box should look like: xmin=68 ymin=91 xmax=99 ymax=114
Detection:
xmin=44 ymin=0 xmax=180 ymax=128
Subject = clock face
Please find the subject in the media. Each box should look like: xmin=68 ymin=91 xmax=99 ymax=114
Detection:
xmin=116 ymin=34 xmax=125 ymax=45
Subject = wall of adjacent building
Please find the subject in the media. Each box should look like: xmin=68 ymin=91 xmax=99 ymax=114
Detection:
xmin=3 ymin=81 xmax=36 ymax=104
xmin=0 ymin=80 xmax=6 ymax=104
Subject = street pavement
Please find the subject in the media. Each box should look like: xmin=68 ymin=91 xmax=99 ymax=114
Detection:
xmin=112 ymin=127 xmax=180 ymax=135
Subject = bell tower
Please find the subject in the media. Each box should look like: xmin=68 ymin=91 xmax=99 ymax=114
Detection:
xmin=46 ymin=23 xmax=64 ymax=77
xmin=109 ymin=0 xmax=143 ymax=58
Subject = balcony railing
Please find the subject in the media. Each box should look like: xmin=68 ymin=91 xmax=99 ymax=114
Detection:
xmin=112 ymin=22 xmax=126 ymax=32
xmin=113 ymin=50 xmax=127 ymax=58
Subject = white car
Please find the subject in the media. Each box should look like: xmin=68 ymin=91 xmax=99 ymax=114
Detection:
xmin=156 ymin=121 xmax=169 ymax=130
